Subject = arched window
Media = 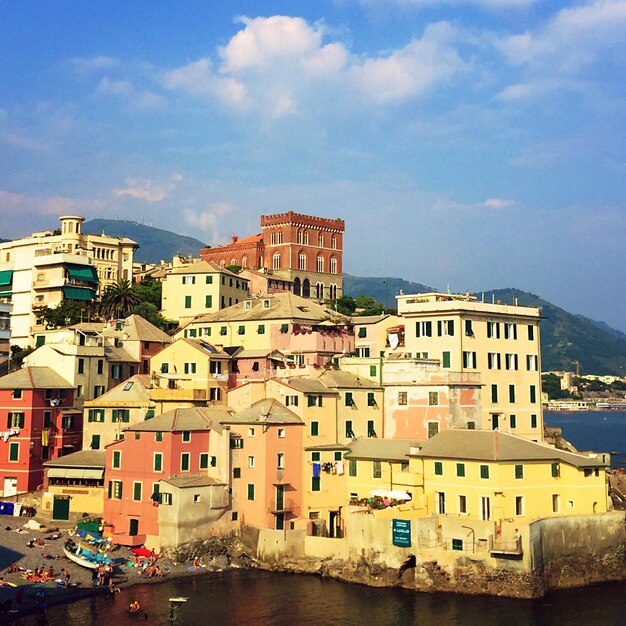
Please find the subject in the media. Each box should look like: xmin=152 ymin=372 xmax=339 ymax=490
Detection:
xmin=330 ymin=257 xmax=337 ymax=274
xmin=304 ymin=231 xmax=309 ymax=245
xmin=270 ymin=232 xmax=276 ymax=245
xmin=293 ymin=277 xmax=301 ymax=296
xmin=331 ymin=235 xmax=336 ymax=249
xmin=302 ymin=278 xmax=311 ymax=298
xmin=297 ymin=230 xmax=303 ymax=244
xmin=241 ymin=256 xmax=248 ymax=268
xmin=299 ymin=253 xmax=306 ymax=270
xmin=329 ymin=284 xmax=337 ymax=300
xmin=318 ymin=234 xmax=324 ymax=247
xmin=231 ymin=258 xmax=237 ymax=266
xmin=317 ymin=256 xmax=324 ymax=273
xmin=278 ymin=230 xmax=283 ymax=243
xmin=220 ymin=260 xmax=226 ymax=267
xmin=316 ymin=282 xmax=324 ymax=299
xmin=273 ymin=253 xmax=281 ymax=270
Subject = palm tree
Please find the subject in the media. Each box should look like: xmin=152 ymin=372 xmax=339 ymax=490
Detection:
xmin=100 ymin=280 xmax=142 ymax=320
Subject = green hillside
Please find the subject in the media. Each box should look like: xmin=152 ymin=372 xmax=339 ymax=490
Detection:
xmin=83 ymin=219 xmax=206 ymax=263
xmin=343 ymin=274 xmax=436 ymax=309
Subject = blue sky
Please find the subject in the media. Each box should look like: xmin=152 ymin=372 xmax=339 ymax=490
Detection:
xmin=1 ymin=1 xmax=625 ymax=332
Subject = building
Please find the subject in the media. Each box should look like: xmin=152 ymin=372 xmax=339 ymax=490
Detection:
xmin=239 ymin=267 xmax=293 ymax=296
xmin=179 ymin=292 xmax=353 ymax=370
xmin=0 ymin=366 xmax=78 ymax=495
xmin=103 ymin=406 xmax=232 ymax=548
xmin=0 ymin=215 xmax=137 ymax=346
xmin=200 ymin=211 xmax=345 ymax=301
xmin=0 ymin=300 xmax=11 ymax=374
xmin=397 ymin=292 xmax=543 ymax=441
xmin=161 ymin=259 xmax=250 ymax=327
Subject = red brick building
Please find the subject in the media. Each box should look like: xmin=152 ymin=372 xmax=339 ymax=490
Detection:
xmin=200 ymin=212 xmax=345 ymax=301
xmin=0 ymin=367 xmax=79 ymax=495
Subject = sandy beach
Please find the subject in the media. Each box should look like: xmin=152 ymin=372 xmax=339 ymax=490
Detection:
xmin=0 ymin=518 xmax=228 ymax=624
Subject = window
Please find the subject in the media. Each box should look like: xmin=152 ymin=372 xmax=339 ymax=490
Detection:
xmin=77 ymin=358 xmax=84 ymax=374
xmin=434 ymin=461 xmax=443 ymax=476
xmin=367 ymin=393 xmax=376 ymax=407
xmin=551 ymin=462 xmax=560 ymax=478
xmin=465 ymin=320 xmax=474 ymax=337
xmin=312 ymin=476 xmax=321 ymax=491
xmin=206 ymin=275 xmax=213 ymax=284
xmin=437 ymin=320 xmax=454 ymax=336
xmin=452 ymin=539 xmax=463 ymax=551
xmin=237 ymin=325 xmax=245 ymax=335
xmin=233 ymin=467 xmax=241 ymax=478
xmin=552 ymin=494 xmax=560 ymax=513
xmin=7 ymin=412 xmax=24 ymax=429
xmin=272 ymin=253 xmax=281 ymax=270
xmin=398 ymin=391 xmax=408 ymax=405
xmin=528 ymin=325 xmax=535 ymax=341
xmin=248 ymin=456 xmax=255 ymax=468
xmin=307 ymin=394 xmax=322 ymax=407
xmin=94 ymin=385 xmax=105 ymax=398
xmin=531 ymin=414 xmax=538 ymax=429
xmin=463 ymin=351 xmax=476 ymax=368
xmin=230 ymin=437 xmax=243 ymax=449
xmin=515 ymin=464 xmax=524 ymax=479
xmin=278 ymin=428 xmax=285 ymax=438
xmin=505 ymin=354 xmax=518 ymax=370
xmin=90 ymin=435 xmax=100 ymax=450
xmin=526 ymin=354 xmax=538 ymax=371
xmin=491 ymin=384 xmax=498 ymax=403
xmin=515 ymin=496 xmax=524 ymax=516
xmin=456 ymin=463 xmax=465 ymax=477
xmin=367 ymin=420 xmax=376 ymax=438
xmin=369 ymin=365 xmax=377 ymax=377
xmin=161 ymin=492 xmax=173 ymax=505
xmin=277 ymin=453 xmax=285 ymax=469
xmin=416 ymin=321 xmax=432 ymax=337
xmin=184 ymin=295 xmax=192 ymax=309
xmin=428 ymin=422 xmax=439 ymax=438
xmin=310 ymin=421 xmax=319 ymax=437
xmin=257 ymin=324 xmax=265 ymax=335
xmin=97 ymin=359 xmax=104 ymax=375
xmin=270 ymin=232 xmax=276 ymax=245
xmin=155 ymin=431 xmax=163 ymax=442
xmin=509 ymin=385 xmax=516 ymax=403
xmin=247 ymin=484 xmax=255 ymax=501
xmin=373 ymin=461 xmax=382 ymax=479
xmin=530 ymin=385 xmax=537 ymax=403
xmin=109 ymin=480 xmax=123 ymax=500
xmin=487 ymin=321 xmax=500 ymax=339
xmin=510 ymin=414 xmax=517 ymax=429
xmin=181 ymin=453 xmax=190 ymax=472
xmin=504 ymin=323 xmax=517 ymax=340
xmin=182 ymin=275 xmax=196 ymax=285
xmin=298 ymin=253 xmax=306 ymax=270
xmin=442 ymin=351 xmax=451 ymax=368
xmin=209 ymin=388 xmax=221 ymax=402
xmin=458 ymin=495 xmax=467 ymax=514
xmin=182 ymin=431 xmax=191 ymax=442
xmin=285 ymin=395 xmax=298 ymax=407
xmin=111 ymin=364 xmax=122 ymax=379
xmin=349 ymin=459 xmax=357 ymax=477
xmin=330 ymin=257 xmax=337 ymax=274
xmin=345 ymin=392 xmax=354 ymax=407
xmin=133 ymin=482 xmax=142 ymax=502
xmin=311 ymin=452 xmax=320 ymax=462
xmin=112 ymin=450 xmax=121 ymax=469
xmin=205 ymin=295 xmax=213 ymax=308
xmin=428 ymin=392 xmax=439 ymax=406
xmin=87 ymin=409 xmax=104 ymax=423
xmin=480 ymin=465 xmax=490 ymax=479
xmin=184 ymin=362 xmax=197 ymax=375
xmin=436 ymin=492 xmax=446 ymax=515
xmin=248 ymin=427 xmax=255 ymax=437
xmin=358 ymin=327 xmax=367 ymax=338
xmin=345 ymin=420 xmax=355 ymax=438
xmin=488 ymin=353 xmax=501 ymax=370
xmin=200 ymin=454 xmax=209 ymax=469
xmin=112 ymin=409 xmax=130 ymax=423
xmin=154 ymin=453 xmax=163 ymax=472
xmin=8 ymin=442 xmax=19 ymax=462
xmin=317 ymin=256 xmax=324 ymax=272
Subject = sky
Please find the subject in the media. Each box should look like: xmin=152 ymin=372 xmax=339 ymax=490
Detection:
xmin=1 ymin=1 xmax=625 ymax=331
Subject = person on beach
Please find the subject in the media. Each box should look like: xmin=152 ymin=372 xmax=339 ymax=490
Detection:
xmin=192 ymin=557 xmax=200 ymax=569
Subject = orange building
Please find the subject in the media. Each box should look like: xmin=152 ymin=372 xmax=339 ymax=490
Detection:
xmin=200 ymin=211 xmax=345 ymax=301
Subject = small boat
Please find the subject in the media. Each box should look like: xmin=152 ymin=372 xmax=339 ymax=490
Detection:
xmin=63 ymin=539 xmax=111 ymax=570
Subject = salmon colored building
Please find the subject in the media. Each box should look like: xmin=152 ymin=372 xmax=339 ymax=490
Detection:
xmin=0 ymin=367 xmax=78 ymax=496
xmin=200 ymin=211 xmax=345 ymax=301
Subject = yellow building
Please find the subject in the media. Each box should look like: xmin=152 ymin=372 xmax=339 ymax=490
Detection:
xmin=352 ymin=314 xmax=402 ymax=359
xmin=150 ymin=338 xmax=230 ymax=405
xmin=397 ymin=292 xmax=543 ymax=441
xmin=161 ymin=260 xmax=250 ymax=327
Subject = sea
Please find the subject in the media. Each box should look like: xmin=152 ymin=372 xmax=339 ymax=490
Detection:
xmin=20 ymin=411 xmax=626 ymax=626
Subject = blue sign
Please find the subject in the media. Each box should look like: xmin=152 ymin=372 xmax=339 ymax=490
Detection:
xmin=392 ymin=518 xmax=411 ymax=547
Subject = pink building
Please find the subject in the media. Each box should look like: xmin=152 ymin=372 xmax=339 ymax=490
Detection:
xmin=103 ymin=407 xmax=232 ymax=547
xmin=0 ymin=367 xmax=78 ymax=495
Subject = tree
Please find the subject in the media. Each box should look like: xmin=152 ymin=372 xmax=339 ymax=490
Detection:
xmin=354 ymin=295 xmax=384 ymax=316
xmin=37 ymin=299 xmax=98 ymax=328
xmin=10 ymin=345 xmax=34 ymax=369
xmin=100 ymin=280 xmax=142 ymax=320
xmin=133 ymin=277 xmax=162 ymax=309
xmin=131 ymin=302 xmax=168 ymax=330
xmin=326 ymin=296 xmax=357 ymax=316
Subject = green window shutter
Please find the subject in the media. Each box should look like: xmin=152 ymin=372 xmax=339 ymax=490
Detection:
xmin=345 ymin=392 xmax=353 ymax=406
xmin=367 ymin=420 xmax=376 ymax=437
xmin=113 ymin=451 xmax=121 ymax=468
xmin=9 ymin=443 xmax=19 ymax=461
xmin=358 ymin=327 xmax=367 ymax=338
xmin=247 ymin=484 xmax=255 ymax=500
xmin=312 ymin=476 xmax=321 ymax=492
xmin=154 ymin=454 xmax=162 ymax=472
xmin=220 ymin=326 xmax=227 ymax=336
xmin=205 ymin=295 xmax=212 ymax=308
xmin=200 ymin=454 xmax=208 ymax=469
xmin=456 ymin=463 xmax=465 ymax=477
xmin=480 ymin=465 xmax=490 ymax=479
xmin=551 ymin=463 xmax=560 ymax=477
xmin=530 ymin=385 xmax=537 ymax=403
xmin=233 ymin=467 xmax=241 ymax=478
xmin=185 ymin=296 xmax=192 ymax=309
xmin=531 ymin=414 xmax=538 ymax=428
xmin=238 ymin=325 xmax=245 ymax=335
xmin=449 ymin=320 xmax=454 ymax=336
xmin=515 ymin=464 xmax=524 ymax=479
xmin=509 ymin=385 xmax=516 ymax=403
xmin=311 ymin=421 xmax=319 ymax=436
xmin=510 ymin=414 xmax=517 ymax=428
xmin=442 ymin=352 xmax=451 ymax=368
xmin=312 ymin=452 xmax=321 ymax=462
xmin=258 ymin=324 xmax=265 ymax=334
xmin=280 ymin=323 xmax=289 ymax=333
xmin=334 ymin=451 xmax=342 ymax=461
xmin=367 ymin=393 xmax=375 ymax=407
xmin=206 ymin=275 xmax=213 ymax=284
xmin=434 ymin=461 xmax=443 ymax=475
xmin=108 ymin=481 xmax=112 ymax=499
xmin=211 ymin=456 xmax=216 ymax=467
xmin=349 ymin=459 xmax=357 ymax=477
xmin=345 ymin=420 xmax=353 ymax=438
xmin=91 ymin=435 xmax=100 ymax=450
xmin=491 ymin=385 xmax=498 ymax=403
xmin=155 ymin=431 xmax=163 ymax=442
xmin=112 ymin=409 xmax=118 ymax=422
xmin=369 ymin=365 xmax=376 ymax=377
xmin=181 ymin=453 xmax=190 ymax=471
xmin=133 ymin=482 xmax=142 ymax=501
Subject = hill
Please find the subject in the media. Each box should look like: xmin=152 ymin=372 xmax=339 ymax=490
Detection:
xmin=343 ymin=274 xmax=436 ymax=309
xmin=83 ymin=219 xmax=206 ymax=263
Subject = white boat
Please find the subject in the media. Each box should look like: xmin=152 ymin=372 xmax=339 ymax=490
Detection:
xmin=63 ymin=540 xmax=111 ymax=569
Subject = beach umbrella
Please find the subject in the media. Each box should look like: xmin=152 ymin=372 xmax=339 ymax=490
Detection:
xmin=388 ymin=490 xmax=412 ymax=500
xmin=369 ymin=489 xmax=391 ymax=497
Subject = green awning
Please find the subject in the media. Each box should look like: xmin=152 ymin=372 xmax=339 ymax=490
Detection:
xmin=0 ymin=292 xmax=11 ymax=299
xmin=67 ymin=265 xmax=98 ymax=283
xmin=0 ymin=270 xmax=13 ymax=288
xmin=63 ymin=286 xmax=96 ymax=301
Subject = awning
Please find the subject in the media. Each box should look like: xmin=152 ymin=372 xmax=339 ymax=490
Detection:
xmin=48 ymin=467 xmax=104 ymax=479
xmin=0 ymin=292 xmax=11 ymax=299
xmin=63 ymin=286 xmax=96 ymax=301
xmin=0 ymin=270 xmax=13 ymax=288
xmin=66 ymin=265 xmax=98 ymax=283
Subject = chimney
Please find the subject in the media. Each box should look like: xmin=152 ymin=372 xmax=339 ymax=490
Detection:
xmin=231 ymin=235 xmax=238 ymax=244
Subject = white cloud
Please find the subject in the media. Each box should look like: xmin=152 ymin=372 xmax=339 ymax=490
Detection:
xmin=70 ymin=55 xmax=118 ymax=74
xmin=0 ymin=188 xmax=101 ymax=215
xmin=183 ymin=203 xmax=236 ymax=243
xmin=96 ymin=77 xmax=167 ymax=110
xmin=434 ymin=195 xmax=515 ymax=210
xmin=113 ymin=173 xmax=182 ymax=203
xmin=161 ymin=15 xmax=467 ymax=116
xmin=358 ymin=0 xmax=539 ymax=7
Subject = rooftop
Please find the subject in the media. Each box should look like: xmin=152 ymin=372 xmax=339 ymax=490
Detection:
xmin=346 ymin=438 xmax=423 ymax=462
xmin=0 ymin=366 xmax=73 ymax=390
